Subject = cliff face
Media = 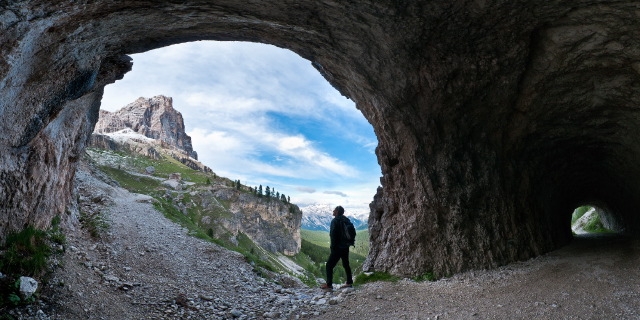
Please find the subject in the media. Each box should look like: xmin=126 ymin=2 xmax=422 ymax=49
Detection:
xmin=204 ymin=187 xmax=302 ymax=255
xmin=94 ymin=96 xmax=197 ymax=160
xmin=3 ymin=1 xmax=640 ymax=278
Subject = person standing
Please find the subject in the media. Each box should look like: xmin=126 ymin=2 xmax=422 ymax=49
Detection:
xmin=321 ymin=205 xmax=353 ymax=291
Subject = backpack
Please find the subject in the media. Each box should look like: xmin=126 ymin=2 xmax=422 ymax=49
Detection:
xmin=342 ymin=217 xmax=356 ymax=247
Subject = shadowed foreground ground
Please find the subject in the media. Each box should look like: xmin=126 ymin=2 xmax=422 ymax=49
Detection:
xmin=314 ymin=234 xmax=640 ymax=319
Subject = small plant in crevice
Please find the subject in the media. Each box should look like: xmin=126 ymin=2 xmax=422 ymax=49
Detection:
xmin=79 ymin=210 xmax=109 ymax=238
xmin=49 ymin=215 xmax=66 ymax=248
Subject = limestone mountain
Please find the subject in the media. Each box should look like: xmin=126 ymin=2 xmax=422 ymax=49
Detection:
xmin=93 ymin=95 xmax=197 ymax=159
xmin=90 ymin=96 xmax=210 ymax=173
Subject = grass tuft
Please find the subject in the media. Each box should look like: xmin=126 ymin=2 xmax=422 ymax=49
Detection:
xmin=0 ymin=218 xmax=65 ymax=309
xmin=354 ymin=272 xmax=400 ymax=285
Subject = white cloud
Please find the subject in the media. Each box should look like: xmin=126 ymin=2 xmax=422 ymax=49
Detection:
xmin=324 ymin=191 xmax=348 ymax=197
xmin=192 ymin=126 xmax=357 ymax=181
xmin=296 ymin=187 xmax=316 ymax=193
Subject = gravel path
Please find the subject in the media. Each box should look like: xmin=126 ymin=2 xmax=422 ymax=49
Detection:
xmin=37 ymin=168 xmax=344 ymax=319
xmin=11 ymin=165 xmax=640 ymax=319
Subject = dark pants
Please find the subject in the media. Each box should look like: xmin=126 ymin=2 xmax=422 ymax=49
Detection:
xmin=326 ymin=246 xmax=353 ymax=286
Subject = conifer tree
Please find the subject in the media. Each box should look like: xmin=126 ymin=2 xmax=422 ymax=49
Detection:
xmin=265 ymin=186 xmax=271 ymax=198
xmin=258 ymin=185 xmax=263 ymax=197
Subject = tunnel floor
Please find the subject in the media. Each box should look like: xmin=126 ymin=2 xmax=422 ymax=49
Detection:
xmin=315 ymin=233 xmax=640 ymax=319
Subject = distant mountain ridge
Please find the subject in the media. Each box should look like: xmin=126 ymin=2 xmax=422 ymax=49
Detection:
xmin=300 ymin=203 xmax=368 ymax=231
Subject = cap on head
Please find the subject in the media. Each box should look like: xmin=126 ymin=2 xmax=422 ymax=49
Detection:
xmin=334 ymin=206 xmax=345 ymax=215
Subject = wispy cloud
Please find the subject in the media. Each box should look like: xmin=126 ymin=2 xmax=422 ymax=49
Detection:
xmin=296 ymin=187 xmax=316 ymax=193
xmin=324 ymin=191 xmax=348 ymax=197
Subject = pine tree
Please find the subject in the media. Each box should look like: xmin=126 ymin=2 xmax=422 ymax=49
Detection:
xmin=258 ymin=185 xmax=263 ymax=197
xmin=265 ymin=186 xmax=271 ymax=198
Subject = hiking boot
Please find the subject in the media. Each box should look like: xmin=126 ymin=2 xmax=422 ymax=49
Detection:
xmin=320 ymin=284 xmax=333 ymax=292
xmin=339 ymin=284 xmax=353 ymax=289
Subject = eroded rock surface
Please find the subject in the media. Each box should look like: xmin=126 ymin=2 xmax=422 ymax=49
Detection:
xmin=2 ymin=1 xmax=640 ymax=277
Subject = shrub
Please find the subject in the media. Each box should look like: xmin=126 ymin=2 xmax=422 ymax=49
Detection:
xmin=0 ymin=227 xmax=50 ymax=277
xmin=0 ymin=219 xmax=65 ymax=309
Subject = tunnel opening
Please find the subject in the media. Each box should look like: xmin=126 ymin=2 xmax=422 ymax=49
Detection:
xmin=570 ymin=204 xmax=622 ymax=236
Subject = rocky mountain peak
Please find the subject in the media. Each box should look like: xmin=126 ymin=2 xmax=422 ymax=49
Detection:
xmin=94 ymin=95 xmax=197 ymax=159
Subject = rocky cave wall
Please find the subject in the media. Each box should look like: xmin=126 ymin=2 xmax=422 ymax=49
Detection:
xmin=2 ymin=1 xmax=640 ymax=277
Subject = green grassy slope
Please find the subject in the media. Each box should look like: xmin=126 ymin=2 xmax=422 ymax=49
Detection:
xmin=87 ymin=148 xmax=304 ymax=280
xmin=89 ymin=147 xmax=373 ymax=286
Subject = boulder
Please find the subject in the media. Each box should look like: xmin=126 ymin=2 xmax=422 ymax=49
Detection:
xmin=19 ymin=276 xmax=38 ymax=299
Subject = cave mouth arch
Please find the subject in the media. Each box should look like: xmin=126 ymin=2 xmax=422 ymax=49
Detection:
xmin=98 ymin=40 xmax=379 ymax=268
xmin=5 ymin=1 xmax=640 ymax=280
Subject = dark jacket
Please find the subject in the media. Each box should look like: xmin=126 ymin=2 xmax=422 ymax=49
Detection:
xmin=329 ymin=215 xmax=351 ymax=249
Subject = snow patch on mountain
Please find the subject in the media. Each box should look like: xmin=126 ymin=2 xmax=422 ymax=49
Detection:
xmin=104 ymin=128 xmax=157 ymax=144
xmin=300 ymin=203 xmax=368 ymax=231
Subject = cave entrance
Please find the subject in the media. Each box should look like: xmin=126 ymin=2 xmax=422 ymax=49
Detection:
xmin=570 ymin=205 xmax=620 ymax=236
xmin=98 ymin=40 xmax=379 ymax=281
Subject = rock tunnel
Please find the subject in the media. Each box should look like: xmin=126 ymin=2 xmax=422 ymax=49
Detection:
xmin=2 ymin=1 xmax=640 ymax=278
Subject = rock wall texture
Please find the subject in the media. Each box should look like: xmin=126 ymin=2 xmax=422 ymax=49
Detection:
xmin=93 ymin=95 xmax=198 ymax=159
xmin=2 ymin=1 xmax=640 ymax=277
xmin=207 ymin=187 xmax=302 ymax=255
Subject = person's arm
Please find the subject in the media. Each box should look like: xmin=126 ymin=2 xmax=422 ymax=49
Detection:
xmin=329 ymin=218 xmax=338 ymax=249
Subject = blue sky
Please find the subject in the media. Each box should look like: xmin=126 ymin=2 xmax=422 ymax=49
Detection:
xmin=101 ymin=41 xmax=381 ymax=216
